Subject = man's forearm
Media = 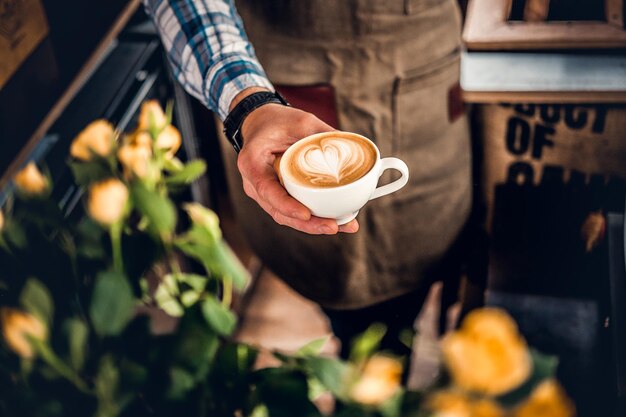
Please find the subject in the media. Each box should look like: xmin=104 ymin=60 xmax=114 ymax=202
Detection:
xmin=143 ymin=0 xmax=273 ymax=119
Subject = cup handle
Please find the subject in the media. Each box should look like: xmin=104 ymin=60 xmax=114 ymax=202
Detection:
xmin=369 ymin=157 xmax=409 ymax=201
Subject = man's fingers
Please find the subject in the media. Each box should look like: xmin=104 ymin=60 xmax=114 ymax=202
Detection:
xmin=338 ymin=220 xmax=359 ymax=233
xmin=245 ymin=179 xmax=337 ymax=234
xmin=243 ymin=177 xmax=350 ymax=235
xmin=274 ymin=213 xmax=339 ymax=235
xmin=239 ymin=152 xmax=311 ymax=221
xmin=255 ymin=176 xmax=310 ymax=221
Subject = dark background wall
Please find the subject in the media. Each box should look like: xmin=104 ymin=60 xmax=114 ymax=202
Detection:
xmin=0 ymin=0 xmax=128 ymax=176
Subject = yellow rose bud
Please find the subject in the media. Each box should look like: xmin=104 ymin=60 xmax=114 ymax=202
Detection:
xmin=514 ymin=380 xmax=575 ymax=417
xmin=426 ymin=390 xmax=505 ymax=417
xmin=427 ymin=390 xmax=472 ymax=417
xmin=138 ymin=100 xmax=167 ymax=131
xmin=70 ymin=120 xmax=115 ymax=161
xmin=133 ymin=131 xmax=153 ymax=148
xmin=118 ymin=142 xmax=152 ymax=179
xmin=350 ymin=355 xmax=403 ymax=406
xmin=156 ymin=125 xmax=182 ymax=158
xmin=1 ymin=308 xmax=47 ymax=358
xmin=0 ymin=210 xmax=4 ymax=231
xmin=14 ymin=162 xmax=48 ymax=195
xmin=88 ymin=178 xmax=128 ymax=226
xmin=441 ymin=308 xmax=531 ymax=396
xmin=183 ymin=203 xmax=221 ymax=240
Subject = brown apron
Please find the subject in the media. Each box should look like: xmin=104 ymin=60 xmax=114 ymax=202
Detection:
xmin=218 ymin=0 xmax=471 ymax=309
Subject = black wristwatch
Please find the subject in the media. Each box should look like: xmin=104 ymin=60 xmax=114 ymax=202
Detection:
xmin=223 ymin=90 xmax=290 ymax=153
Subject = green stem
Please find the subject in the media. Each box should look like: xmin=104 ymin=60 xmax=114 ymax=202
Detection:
xmin=34 ymin=340 xmax=91 ymax=395
xmin=164 ymin=242 xmax=181 ymax=276
xmin=110 ymin=223 xmax=123 ymax=273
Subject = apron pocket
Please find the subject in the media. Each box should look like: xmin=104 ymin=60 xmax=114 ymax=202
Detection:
xmin=404 ymin=0 xmax=448 ymax=14
xmin=356 ymin=0 xmax=445 ymax=14
xmin=393 ymin=49 xmax=461 ymax=154
xmin=391 ymin=49 xmax=469 ymax=200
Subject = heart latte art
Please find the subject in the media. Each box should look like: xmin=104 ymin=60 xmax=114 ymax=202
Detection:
xmin=282 ymin=133 xmax=377 ymax=188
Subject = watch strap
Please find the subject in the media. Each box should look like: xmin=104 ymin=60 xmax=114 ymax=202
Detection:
xmin=223 ymin=91 xmax=290 ymax=152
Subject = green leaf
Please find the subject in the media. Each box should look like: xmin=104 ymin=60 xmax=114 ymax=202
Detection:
xmin=19 ymin=278 xmax=54 ymax=325
xmin=379 ymin=390 xmax=405 ymax=417
xmin=175 ymin=239 xmax=248 ymax=290
xmin=162 ymin=273 xmax=180 ymax=295
xmin=131 ymin=182 xmax=177 ymax=236
xmin=211 ymin=342 xmax=258 ymax=378
xmin=76 ymin=218 xmax=106 ymax=259
xmin=154 ymin=274 xmax=185 ymax=317
xmin=163 ymin=157 xmax=184 ymax=172
xmin=173 ymin=312 xmax=220 ymax=377
xmin=165 ymin=160 xmax=206 ymax=185
xmin=208 ymin=343 xmax=259 ymax=411
xmin=3 ymin=221 xmax=27 ymax=250
xmin=349 ymin=323 xmax=387 ymax=363
xmin=254 ymin=368 xmax=323 ymax=417
xmin=201 ymin=296 xmax=237 ymax=336
xmin=306 ymin=356 xmax=353 ymax=401
xmin=167 ymin=367 xmax=196 ymax=400
xmin=249 ymin=404 xmax=269 ymax=417
xmin=530 ymin=349 xmax=559 ymax=380
xmin=180 ymin=290 xmax=200 ymax=307
xmin=160 ymin=298 xmax=184 ymax=317
xmin=177 ymin=273 xmax=208 ymax=292
xmin=119 ymin=358 xmax=148 ymax=388
xmin=64 ymin=318 xmax=88 ymax=371
xmin=94 ymin=355 xmax=120 ymax=417
xmin=69 ymin=160 xmax=112 ymax=187
xmin=90 ymin=271 xmax=135 ymax=336
xmin=295 ymin=336 xmax=330 ymax=357
xmin=399 ymin=391 xmax=427 ymax=417
xmin=154 ymin=282 xmax=184 ymax=317
xmin=399 ymin=328 xmax=415 ymax=350
xmin=307 ymin=377 xmax=328 ymax=402
xmin=212 ymin=243 xmax=248 ymax=289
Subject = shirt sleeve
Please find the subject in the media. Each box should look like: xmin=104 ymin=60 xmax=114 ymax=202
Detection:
xmin=143 ymin=0 xmax=274 ymax=120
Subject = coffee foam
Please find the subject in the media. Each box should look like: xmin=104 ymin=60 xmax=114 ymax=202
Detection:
xmin=283 ymin=133 xmax=377 ymax=188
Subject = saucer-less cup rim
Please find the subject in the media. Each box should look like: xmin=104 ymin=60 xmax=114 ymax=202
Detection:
xmin=280 ymin=132 xmax=379 ymax=192
xmin=279 ymin=131 xmax=409 ymax=224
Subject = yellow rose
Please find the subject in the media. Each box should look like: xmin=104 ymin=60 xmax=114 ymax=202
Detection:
xmin=0 ymin=209 xmax=4 ymax=231
xmin=426 ymin=390 xmax=505 ymax=417
xmin=88 ymin=178 xmax=129 ymax=226
xmin=1 ymin=308 xmax=47 ymax=358
xmin=513 ymin=380 xmax=575 ymax=417
xmin=156 ymin=125 xmax=182 ymax=158
xmin=14 ymin=162 xmax=48 ymax=195
xmin=133 ymin=131 xmax=153 ymax=148
xmin=441 ymin=308 xmax=531 ymax=396
xmin=138 ymin=100 xmax=167 ymax=131
xmin=118 ymin=142 xmax=152 ymax=179
xmin=350 ymin=355 xmax=403 ymax=406
xmin=70 ymin=120 xmax=115 ymax=161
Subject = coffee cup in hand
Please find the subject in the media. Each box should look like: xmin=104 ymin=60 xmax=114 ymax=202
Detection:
xmin=278 ymin=131 xmax=409 ymax=225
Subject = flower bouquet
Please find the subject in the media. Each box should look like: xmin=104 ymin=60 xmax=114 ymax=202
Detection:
xmin=0 ymin=101 xmax=575 ymax=417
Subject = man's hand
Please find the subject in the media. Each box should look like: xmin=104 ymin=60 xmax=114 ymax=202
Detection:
xmin=232 ymin=88 xmax=359 ymax=235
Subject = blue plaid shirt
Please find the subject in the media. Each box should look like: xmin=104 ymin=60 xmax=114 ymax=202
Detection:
xmin=143 ymin=0 xmax=274 ymax=120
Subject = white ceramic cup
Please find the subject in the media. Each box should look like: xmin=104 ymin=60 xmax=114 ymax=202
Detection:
xmin=279 ymin=132 xmax=409 ymax=225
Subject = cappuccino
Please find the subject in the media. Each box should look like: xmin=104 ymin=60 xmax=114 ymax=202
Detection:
xmin=281 ymin=132 xmax=377 ymax=188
